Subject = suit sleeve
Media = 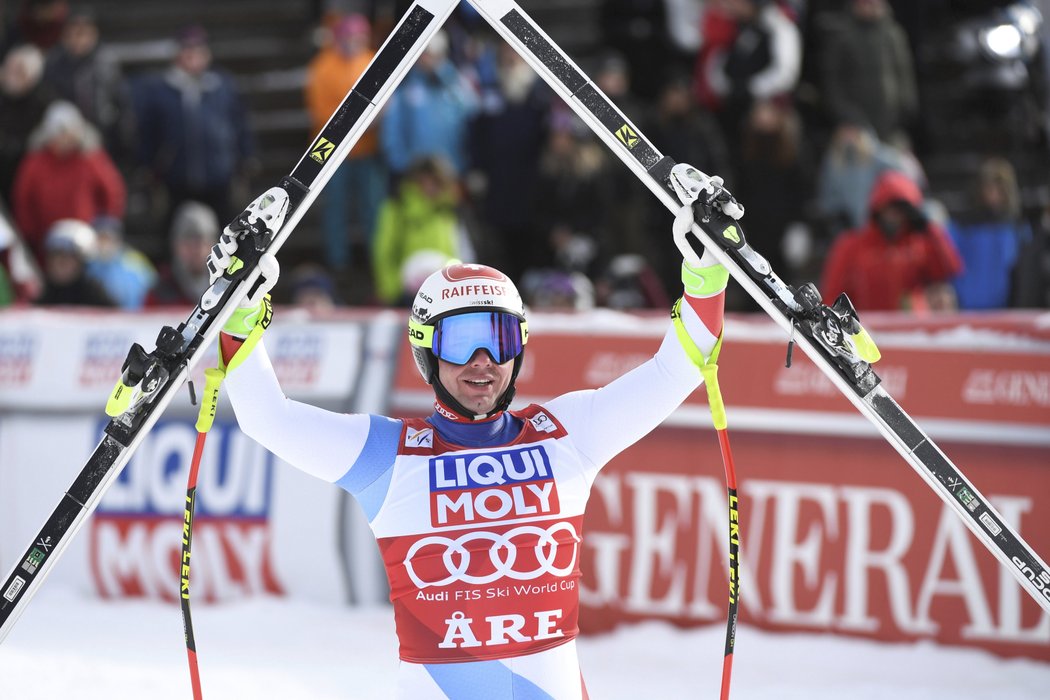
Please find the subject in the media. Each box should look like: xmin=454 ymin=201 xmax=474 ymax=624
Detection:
xmin=223 ymin=338 xmax=383 ymax=484
xmin=543 ymin=307 xmax=708 ymax=483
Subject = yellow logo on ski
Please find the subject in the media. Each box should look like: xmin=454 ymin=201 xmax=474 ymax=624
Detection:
xmin=310 ymin=137 xmax=336 ymax=164
xmin=722 ymin=225 xmax=741 ymax=244
xmin=615 ymin=124 xmax=639 ymax=149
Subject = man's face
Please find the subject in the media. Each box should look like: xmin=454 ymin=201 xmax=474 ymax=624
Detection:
xmin=47 ymin=128 xmax=78 ymax=155
xmin=46 ymin=250 xmax=83 ymax=285
xmin=177 ymin=45 xmax=211 ymax=76
xmin=437 ymin=349 xmax=514 ymax=416
xmin=64 ymin=20 xmax=99 ymax=57
xmin=853 ymin=0 xmax=885 ymax=21
xmin=174 ymin=235 xmax=213 ymax=274
xmin=1 ymin=56 xmax=34 ymax=96
xmin=874 ymin=203 xmax=909 ymax=238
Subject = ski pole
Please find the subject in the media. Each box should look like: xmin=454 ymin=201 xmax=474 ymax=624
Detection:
xmin=181 ymin=367 xmax=225 ymax=700
xmin=671 ymin=301 xmax=741 ymax=699
xmin=698 ymin=358 xmax=739 ymax=700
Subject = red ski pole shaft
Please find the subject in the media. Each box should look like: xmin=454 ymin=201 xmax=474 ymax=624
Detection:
xmin=181 ymin=368 xmax=225 ymax=700
xmin=715 ymin=427 xmax=739 ymax=700
xmin=699 ymin=361 xmax=740 ymax=700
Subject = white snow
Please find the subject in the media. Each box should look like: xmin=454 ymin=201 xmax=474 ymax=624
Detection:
xmin=1 ymin=586 xmax=1048 ymax=699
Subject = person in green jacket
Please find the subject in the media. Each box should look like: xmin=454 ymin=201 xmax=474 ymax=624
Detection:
xmin=372 ymin=156 xmax=467 ymax=305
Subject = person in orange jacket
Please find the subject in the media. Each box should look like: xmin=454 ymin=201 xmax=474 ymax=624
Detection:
xmin=304 ymin=13 xmax=385 ymax=273
xmin=821 ymin=170 xmax=962 ymax=312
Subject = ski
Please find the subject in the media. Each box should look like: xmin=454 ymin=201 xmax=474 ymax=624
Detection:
xmin=465 ymin=0 xmax=1050 ymax=614
xmin=0 ymin=0 xmax=459 ymax=644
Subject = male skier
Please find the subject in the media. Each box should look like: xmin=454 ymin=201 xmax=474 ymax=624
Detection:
xmin=209 ymin=196 xmax=728 ymax=699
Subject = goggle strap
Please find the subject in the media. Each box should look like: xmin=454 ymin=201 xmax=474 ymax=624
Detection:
xmin=408 ymin=319 xmax=434 ymax=349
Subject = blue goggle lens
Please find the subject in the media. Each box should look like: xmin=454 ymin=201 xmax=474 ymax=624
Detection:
xmin=432 ymin=312 xmax=523 ymax=365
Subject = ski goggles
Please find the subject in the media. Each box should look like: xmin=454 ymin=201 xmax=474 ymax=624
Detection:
xmin=409 ymin=312 xmax=527 ymax=365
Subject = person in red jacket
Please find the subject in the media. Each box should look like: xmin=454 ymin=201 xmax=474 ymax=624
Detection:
xmin=12 ymin=100 xmax=126 ymax=265
xmin=821 ymin=170 xmax=962 ymax=312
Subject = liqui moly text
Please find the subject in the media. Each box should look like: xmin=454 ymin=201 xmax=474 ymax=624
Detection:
xmin=429 ymin=446 xmax=560 ymax=526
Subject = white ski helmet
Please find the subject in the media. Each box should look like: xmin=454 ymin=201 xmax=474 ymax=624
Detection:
xmin=408 ymin=263 xmax=528 ymax=418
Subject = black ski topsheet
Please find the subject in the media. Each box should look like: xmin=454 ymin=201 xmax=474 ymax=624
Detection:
xmin=0 ymin=0 xmax=459 ymax=643
xmin=465 ymin=0 xmax=1050 ymax=614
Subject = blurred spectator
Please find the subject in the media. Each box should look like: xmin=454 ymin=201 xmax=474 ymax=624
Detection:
xmin=692 ymin=1 xmax=738 ymax=110
xmin=2 ymin=0 xmax=69 ymax=55
xmin=533 ymin=111 xmax=613 ymax=278
xmin=700 ymin=0 xmax=801 ymax=154
xmin=821 ymin=171 xmax=963 ymax=312
xmin=644 ymin=70 xmax=732 ymax=186
xmin=599 ymin=0 xmax=669 ymax=100
xmin=0 ymin=44 xmax=55 ymax=206
xmin=304 ymin=13 xmax=384 ymax=273
xmin=288 ymin=263 xmax=340 ymax=313
xmin=0 ymin=201 xmax=43 ymax=303
xmin=663 ymin=0 xmax=706 ymax=74
xmin=12 ymin=101 xmax=125 ymax=266
xmin=821 ymin=0 xmax=917 ymax=143
xmin=380 ymin=30 xmax=478 ymax=179
xmin=1013 ymin=204 xmax=1050 ymax=309
xmin=590 ymin=52 xmax=649 ymax=259
xmin=520 ymin=268 xmax=595 ymax=311
xmin=43 ymin=7 xmax=131 ymax=157
xmin=642 ymin=69 xmax=732 ymax=292
xmin=467 ymin=43 xmax=551 ymax=272
xmin=85 ymin=215 xmax=156 ymax=310
xmin=372 ymin=156 xmax=466 ymax=305
xmin=733 ymin=100 xmax=813 ymax=283
xmin=815 ymin=120 xmax=923 ymax=234
xmin=37 ymin=218 xmax=115 ymax=306
xmin=132 ymin=25 xmax=254 ymax=226
xmin=593 ymin=51 xmax=645 ymax=128
xmin=947 ymin=157 xmax=1031 ymax=310
xmin=594 ymin=254 xmax=670 ymax=310
xmin=145 ymin=201 xmax=219 ymax=307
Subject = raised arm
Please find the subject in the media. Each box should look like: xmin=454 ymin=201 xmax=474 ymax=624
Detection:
xmin=223 ymin=339 xmax=377 ymax=483
xmin=545 ymin=205 xmax=728 ymax=479
xmin=206 ymin=206 xmax=397 ymax=488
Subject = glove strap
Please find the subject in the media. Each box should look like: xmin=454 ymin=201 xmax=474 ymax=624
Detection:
xmin=671 ymin=297 xmax=726 ymax=429
xmin=218 ymin=295 xmax=273 ymax=374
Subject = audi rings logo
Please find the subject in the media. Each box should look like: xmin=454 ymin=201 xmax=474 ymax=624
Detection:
xmin=404 ymin=522 xmax=580 ymax=588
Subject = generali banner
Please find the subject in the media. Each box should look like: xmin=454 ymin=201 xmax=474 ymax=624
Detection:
xmin=390 ymin=310 xmax=1050 ymax=660
xmin=577 ymin=430 xmax=1049 ymax=661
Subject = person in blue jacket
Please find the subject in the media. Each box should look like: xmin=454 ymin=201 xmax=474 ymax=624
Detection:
xmin=132 ymin=25 xmax=254 ymax=226
xmin=947 ymin=157 xmax=1031 ymax=310
xmin=380 ymin=30 xmax=478 ymax=181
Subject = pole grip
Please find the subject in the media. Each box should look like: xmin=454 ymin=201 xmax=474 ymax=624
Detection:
xmin=194 ymin=368 xmax=225 ymax=433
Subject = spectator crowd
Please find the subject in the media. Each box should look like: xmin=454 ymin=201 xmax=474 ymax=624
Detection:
xmin=0 ymin=0 xmax=1047 ymax=314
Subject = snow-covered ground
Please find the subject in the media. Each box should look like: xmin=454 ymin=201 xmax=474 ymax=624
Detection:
xmin=1 ymin=586 xmax=1048 ymax=699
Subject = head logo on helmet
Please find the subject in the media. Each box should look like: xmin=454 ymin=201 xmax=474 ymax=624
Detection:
xmin=409 ymin=264 xmax=528 ymax=420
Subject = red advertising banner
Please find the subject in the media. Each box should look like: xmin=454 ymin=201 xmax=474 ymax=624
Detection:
xmin=390 ymin=310 xmax=1050 ymax=660
xmin=580 ymin=430 xmax=1050 ymax=661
